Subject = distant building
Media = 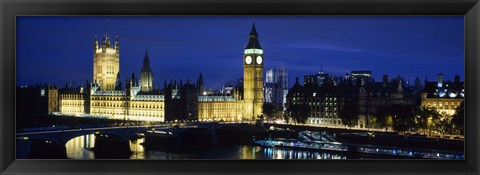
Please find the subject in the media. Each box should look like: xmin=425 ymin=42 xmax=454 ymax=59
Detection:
xmin=358 ymin=75 xmax=420 ymax=128
xmin=17 ymin=83 xmax=59 ymax=117
xmin=303 ymin=74 xmax=316 ymax=86
xmin=351 ymin=70 xmax=372 ymax=85
xmin=421 ymin=74 xmax=464 ymax=116
xmin=265 ymin=68 xmax=275 ymax=83
xmin=303 ymin=71 xmax=342 ymax=87
xmin=286 ymin=77 xmax=357 ymax=126
xmin=264 ymin=66 xmax=289 ymax=110
xmin=287 ymin=72 xmax=421 ymax=128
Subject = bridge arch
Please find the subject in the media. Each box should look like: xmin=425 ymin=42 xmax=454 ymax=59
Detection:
xmin=20 ymin=127 xmax=148 ymax=147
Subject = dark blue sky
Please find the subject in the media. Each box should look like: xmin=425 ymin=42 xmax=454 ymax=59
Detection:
xmin=17 ymin=16 xmax=464 ymax=89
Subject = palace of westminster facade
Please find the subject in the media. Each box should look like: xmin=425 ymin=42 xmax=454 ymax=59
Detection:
xmin=52 ymin=22 xmax=265 ymax=122
xmin=31 ymin=22 xmax=464 ymax=128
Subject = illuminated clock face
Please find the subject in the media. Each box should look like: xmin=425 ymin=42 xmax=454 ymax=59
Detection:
xmin=245 ymin=56 xmax=252 ymax=64
xmin=256 ymin=56 xmax=263 ymax=64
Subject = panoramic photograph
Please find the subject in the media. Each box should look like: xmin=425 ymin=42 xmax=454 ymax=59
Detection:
xmin=16 ymin=16 xmax=464 ymax=160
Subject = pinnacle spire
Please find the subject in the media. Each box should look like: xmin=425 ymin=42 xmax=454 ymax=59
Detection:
xmin=245 ymin=20 xmax=262 ymax=49
xmin=198 ymin=72 xmax=204 ymax=85
xmin=114 ymin=36 xmax=119 ymax=49
xmin=250 ymin=21 xmax=258 ymax=36
xmin=105 ymin=19 xmax=108 ymax=38
xmin=142 ymin=48 xmax=151 ymax=72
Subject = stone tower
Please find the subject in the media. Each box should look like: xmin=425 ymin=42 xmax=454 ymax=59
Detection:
xmin=93 ymin=35 xmax=120 ymax=91
xmin=243 ymin=21 xmax=264 ymax=120
xmin=140 ymin=48 xmax=154 ymax=92
xmin=47 ymin=84 xmax=59 ymax=114
xmin=197 ymin=73 xmax=204 ymax=95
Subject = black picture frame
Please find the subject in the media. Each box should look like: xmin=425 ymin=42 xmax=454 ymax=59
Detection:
xmin=1 ymin=0 xmax=479 ymax=174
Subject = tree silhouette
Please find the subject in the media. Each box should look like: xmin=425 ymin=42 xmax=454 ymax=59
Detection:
xmin=263 ymin=103 xmax=276 ymax=120
xmin=286 ymin=103 xmax=310 ymax=124
xmin=368 ymin=116 xmax=378 ymax=128
xmin=340 ymin=99 xmax=359 ymax=129
xmin=391 ymin=104 xmax=415 ymax=133
xmin=451 ymin=101 xmax=464 ymax=135
xmin=376 ymin=106 xmax=392 ymax=130
xmin=263 ymin=102 xmax=284 ymax=122
xmin=413 ymin=106 xmax=438 ymax=134
xmin=434 ymin=118 xmax=453 ymax=137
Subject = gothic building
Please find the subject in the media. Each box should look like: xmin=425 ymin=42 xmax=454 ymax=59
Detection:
xmin=243 ymin=21 xmax=264 ymax=119
xmin=264 ymin=66 xmax=288 ymax=110
xmin=93 ymin=35 xmax=120 ymax=91
xmin=59 ymin=35 xmax=165 ymax=122
xmin=164 ymin=78 xmax=200 ymax=121
xmin=59 ymin=85 xmax=86 ymax=116
xmin=197 ymin=21 xmax=264 ymax=121
xmin=140 ymin=49 xmax=154 ymax=92
xmin=56 ymin=22 xmax=264 ymax=122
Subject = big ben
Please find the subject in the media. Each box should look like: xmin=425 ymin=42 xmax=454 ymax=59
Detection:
xmin=243 ymin=21 xmax=264 ymax=120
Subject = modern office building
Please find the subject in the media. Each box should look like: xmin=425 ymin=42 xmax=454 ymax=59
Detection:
xmin=351 ymin=70 xmax=372 ymax=85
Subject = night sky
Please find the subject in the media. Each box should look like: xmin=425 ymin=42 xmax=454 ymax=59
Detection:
xmin=16 ymin=16 xmax=464 ymax=89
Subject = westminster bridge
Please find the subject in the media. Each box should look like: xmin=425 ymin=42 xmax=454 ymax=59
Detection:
xmin=16 ymin=122 xmax=255 ymax=158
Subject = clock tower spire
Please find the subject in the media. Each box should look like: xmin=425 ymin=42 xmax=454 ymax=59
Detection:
xmin=243 ymin=20 xmax=264 ymax=120
xmin=246 ymin=20 xmax=262 ymax=50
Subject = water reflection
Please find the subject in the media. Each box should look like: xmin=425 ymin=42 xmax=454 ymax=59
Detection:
xmin=64 ymin=134 xmax=348 ymax=159
xmin=130 ymin=138 xmax=145 ymax=159
xmin=60 ymin=134 xmax=462 ymax=160
xmin=261 ymin=147 xmax=346 ymax=159
xmin=65 ymin=134 xmax=95 ymax=159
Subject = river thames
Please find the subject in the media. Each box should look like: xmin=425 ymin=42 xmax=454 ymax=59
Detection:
xmin=17 ymin=130 xmax=464 ymax=160
xmin=17 ymin=134 xmax=346 ymax=159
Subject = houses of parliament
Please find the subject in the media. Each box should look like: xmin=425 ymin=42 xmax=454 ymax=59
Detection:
xmin=51 ymin=22 xmax=264 ymax=122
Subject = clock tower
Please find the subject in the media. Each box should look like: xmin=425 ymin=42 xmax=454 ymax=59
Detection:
xmin=243 ymin=21 xmax=264 ymax=120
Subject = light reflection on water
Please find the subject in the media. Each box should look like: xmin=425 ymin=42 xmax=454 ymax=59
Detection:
xmin=65 ymin=134 xmax=95 ymax=159
xmin=64 ymin=134 xmax=346 ymax=159
xmin=262 ymin=147 xmax=346 ymax=159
